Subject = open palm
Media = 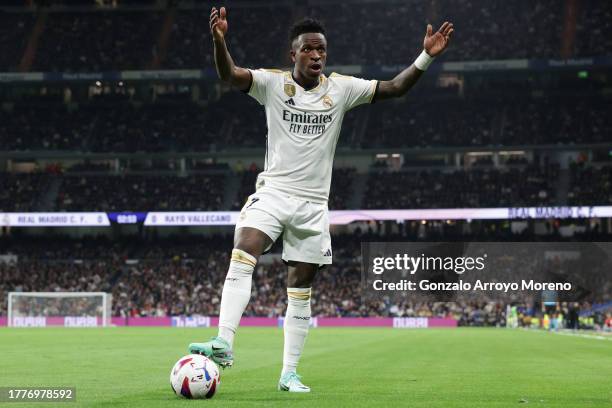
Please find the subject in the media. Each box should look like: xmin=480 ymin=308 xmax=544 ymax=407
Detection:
xmin=423 ymin=21 xmax=454 ymax=57
xmin=210 ymin=6 xmax=228 ymax=41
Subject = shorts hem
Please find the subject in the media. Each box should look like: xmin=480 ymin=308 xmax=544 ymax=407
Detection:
xmin=281 ymin=255 xmax=333 ymax=266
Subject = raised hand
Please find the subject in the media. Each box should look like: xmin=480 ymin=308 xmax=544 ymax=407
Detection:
xmin=210 ymin=6 xmax=228 ymax=41
xmin=423 ymin=21 xmax=454 ymax=57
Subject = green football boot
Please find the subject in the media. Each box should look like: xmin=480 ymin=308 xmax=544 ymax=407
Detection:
xmin=188 ymin=336 xmax=234 ymax=368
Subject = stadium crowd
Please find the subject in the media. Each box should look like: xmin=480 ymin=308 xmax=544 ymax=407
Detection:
xmin=0 ymin=173 xmax=51 ymax=212
xmin=568 ymin=163 xmax=612 ymax=206
xmin=2 ymin=0 xmax=611 ymax=72
xmin=32 ymin=10 xmax=163 ymax=72
xmin=501 ymin=97 xmax=612 ymax=146
xmin=363 ymin=164 xmax=560 ymax=209
xmin=0 ymin=11 xmax=34 ymax=71
xmin=1 ymin=96 xmax=610 ymax=153
xmin=55 ymin=174 xmax=225 ymax=211
xmin=1 ymin=0 xmax=611 ymax=332
xmin=3 ymin=162 xmax=612 ymax=212
xmin=1 ymin=234 xmax=611 ymax=329
xmin=0 ymin=102 xmax=223 ymax=152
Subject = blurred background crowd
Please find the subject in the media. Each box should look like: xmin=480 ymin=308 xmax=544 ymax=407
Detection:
xmin=1 ymin=0 xmax=611 ymax=328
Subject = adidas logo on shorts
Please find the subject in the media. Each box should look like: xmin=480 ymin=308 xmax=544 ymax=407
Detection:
xmin=323 ymin=248 xmax=332 ymax=257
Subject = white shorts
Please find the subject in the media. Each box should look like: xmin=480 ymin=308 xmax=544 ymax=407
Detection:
xmin=235 ymin=187 xmax=332 ymax=265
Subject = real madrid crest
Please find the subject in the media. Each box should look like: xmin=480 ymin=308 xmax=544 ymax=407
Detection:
xmin=323 ymin=95 xmax=333 ymax=108
xmin=284 ymin=84 xmax=296 ymax=97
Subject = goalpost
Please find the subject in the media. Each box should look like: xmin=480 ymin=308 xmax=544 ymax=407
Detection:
xmin=7 ymin=292 xmax=112 ymax=327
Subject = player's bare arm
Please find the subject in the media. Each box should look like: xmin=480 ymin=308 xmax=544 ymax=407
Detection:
xmin=375 ymin=21 xmax=454 ymax=101
xmin=210 ymin=6 xmax=252 ymax=91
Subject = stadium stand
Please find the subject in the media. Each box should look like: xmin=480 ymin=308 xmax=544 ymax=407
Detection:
xmin=2 ymin=95 xmax=610 ymax=152
xmin=1 ymin=234 xmax=610 ymax=325
xmin=32 ymin=10 xmax=163 ymax=72
xmin=0 ymin=11 xmax=35 ymax=71
xmin=328 ymin=168 xmax=357 ymax=210
xmin=55 ymin=174 xmax=226 ymax=211
xmin=0 ymin=173 xmax=51 ymax=211
xmin=5 ymin=161 xmax=603 ymax=211
xmin=501 ymin=97 xmax=612 ymax=146
xmin=0 ymin=1 xmax=611 ymax=72
xmin=0 ymin=0 xmax=610 ymax=330
xmin=362 ymin=164 xmax=560 ymax=209
xmin=568 ymin=164 xmax=612 ymax=206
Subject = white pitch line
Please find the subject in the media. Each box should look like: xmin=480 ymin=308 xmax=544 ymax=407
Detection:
xmin=517 ymin=327 xmax=612 ymax=342
xmin=546 ymin=329 xmax=612 ymax=342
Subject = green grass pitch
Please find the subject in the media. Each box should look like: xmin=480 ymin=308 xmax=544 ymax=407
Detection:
xmin=0 ymin=327 xmax=610 ymax=407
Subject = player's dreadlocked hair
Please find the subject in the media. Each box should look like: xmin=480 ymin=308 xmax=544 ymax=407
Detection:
xmin=289 ymin=18 xmax=326 ymax=46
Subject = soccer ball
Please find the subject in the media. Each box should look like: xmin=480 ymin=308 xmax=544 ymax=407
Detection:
xmin=170 ymin=354 xmax=220 ymax=399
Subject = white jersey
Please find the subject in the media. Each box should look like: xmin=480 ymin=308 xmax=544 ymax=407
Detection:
xmin=247 ymin=69 xmax=377 ymax=203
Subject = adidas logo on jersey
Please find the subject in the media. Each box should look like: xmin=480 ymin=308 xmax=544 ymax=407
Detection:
xmin=285 ymin=98 xmax=295 ymax=106
xmin=323 ymin=248 xmax=332 ymax=257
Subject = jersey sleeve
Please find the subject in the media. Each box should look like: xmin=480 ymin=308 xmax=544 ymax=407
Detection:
xmin=336 ymin=74 xmax=378 ymax=111
xmin=247 ymin=69 xmax=277 ymax=105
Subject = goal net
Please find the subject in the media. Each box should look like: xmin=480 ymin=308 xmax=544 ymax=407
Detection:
xmin=7 ymin=292 xmax=112 ymax=327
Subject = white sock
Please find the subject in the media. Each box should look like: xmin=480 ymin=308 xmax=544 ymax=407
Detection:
xmin=282 ymin=287 xmax=311 ymax=376
xmin=217 ymin=248 xmax=256 ymax=348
